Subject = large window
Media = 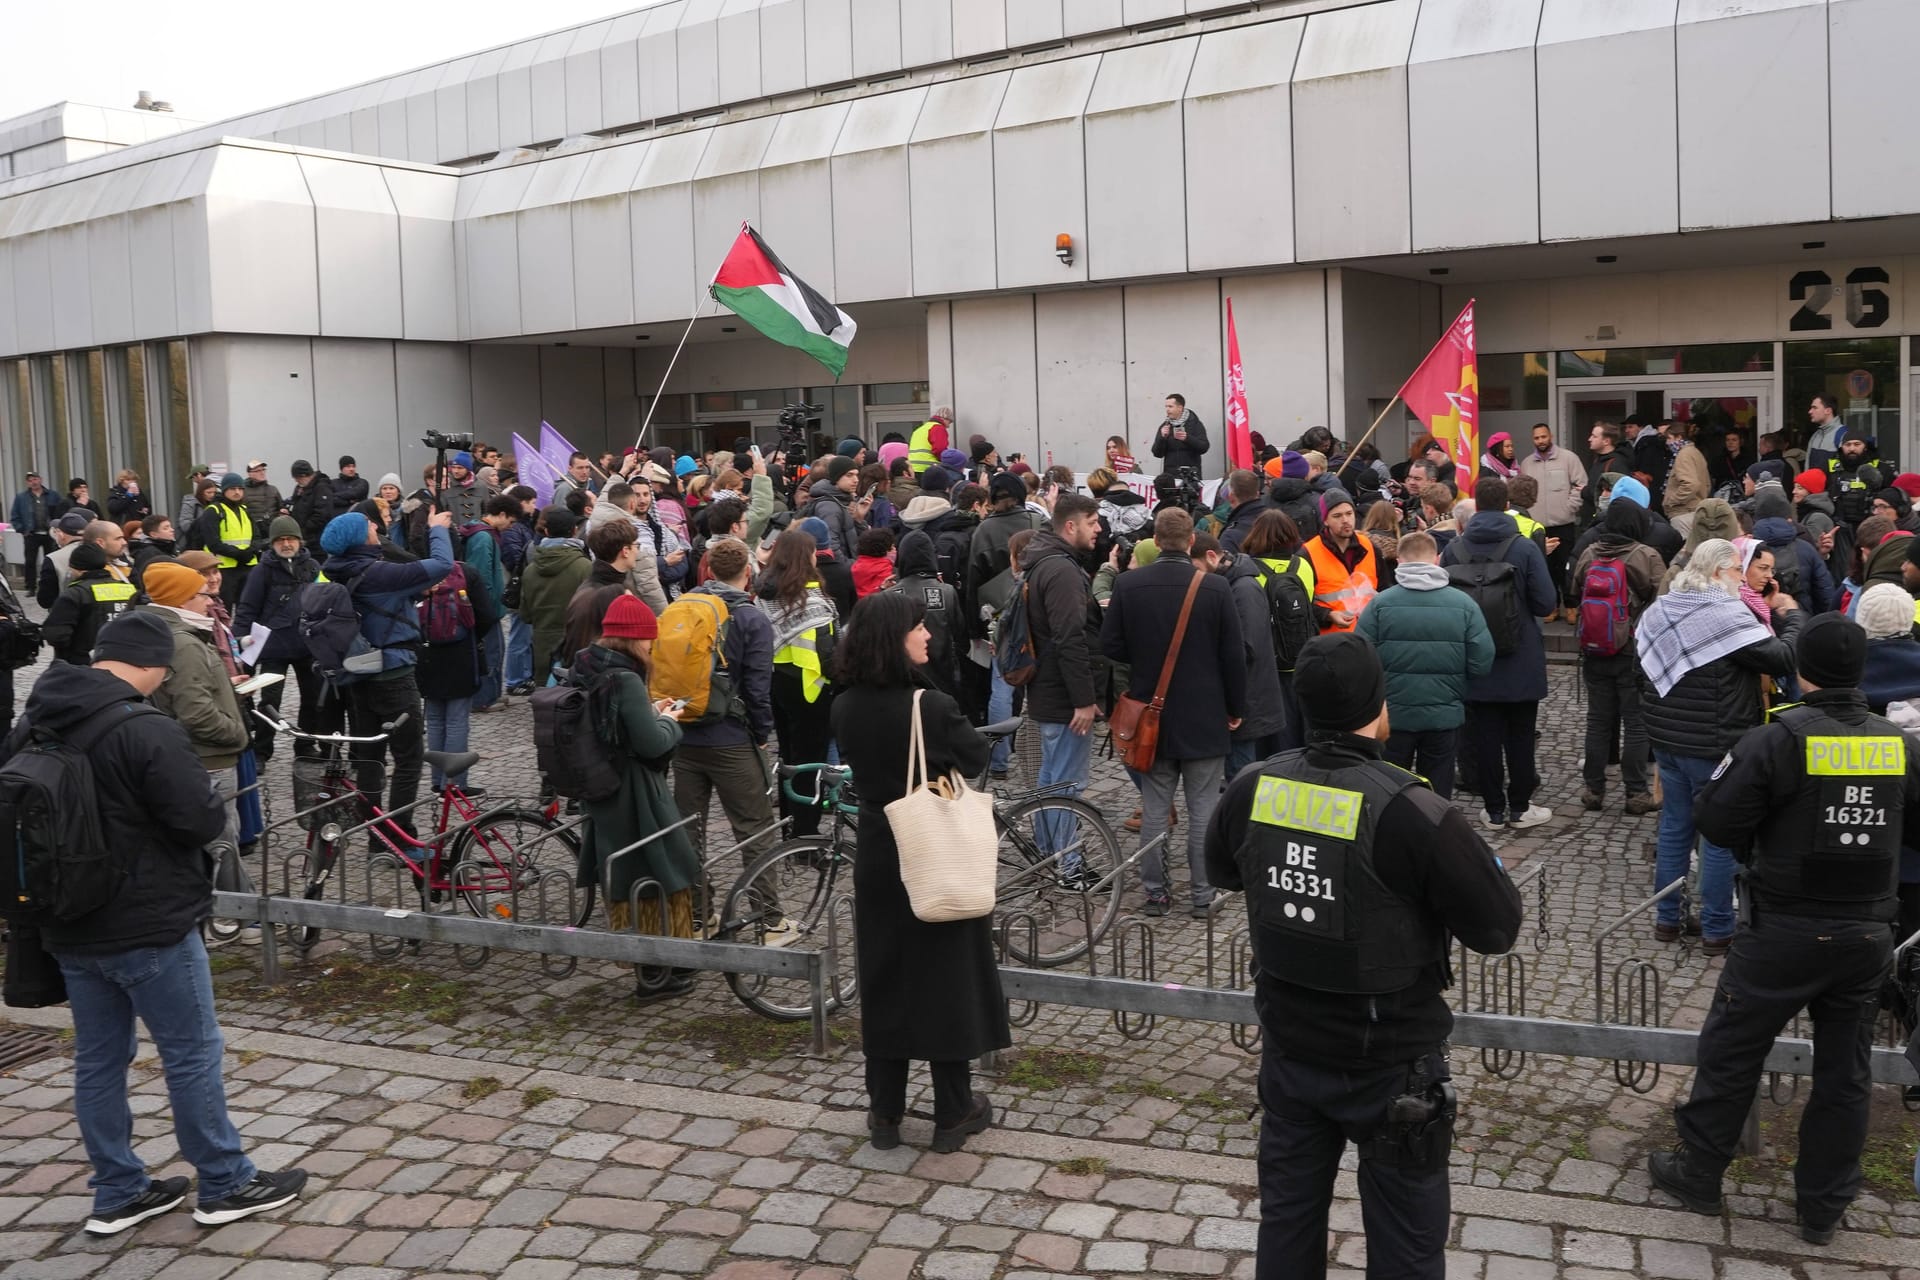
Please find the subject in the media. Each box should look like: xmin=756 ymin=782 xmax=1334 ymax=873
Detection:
xmin=1559 ymin=343 xmax=1773 ymax=378
xmin=0 ymin=359 xmax=27 ymax=498
xmin=1785 ymin=337 xmax=1901 ymax=470
xmin=36 ymin=356 xmax=71 ymax=485
xmin=71 ymin=349 xmax=108 ymax=488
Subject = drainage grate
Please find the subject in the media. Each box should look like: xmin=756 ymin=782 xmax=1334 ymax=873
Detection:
xmin=0 ymin=1027 xmax=64 ymax=1072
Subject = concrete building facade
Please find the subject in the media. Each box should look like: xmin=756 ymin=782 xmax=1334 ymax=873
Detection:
xmin=2 ymin=0 xmax=1918 ymax=518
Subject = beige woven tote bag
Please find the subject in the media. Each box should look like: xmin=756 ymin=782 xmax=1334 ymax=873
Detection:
xmin=885 ymin=688 xmax=999 ymax=922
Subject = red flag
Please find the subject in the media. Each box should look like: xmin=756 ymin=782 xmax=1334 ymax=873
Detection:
xmin=1224 ymin=298 xmax=1252 ymax=471
xmin=1398 ymin=300 xmax=1479 ymax=494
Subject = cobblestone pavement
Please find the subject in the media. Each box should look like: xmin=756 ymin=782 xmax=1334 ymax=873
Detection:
xmin=4 ymin=651 xmax=1919 ymax=1277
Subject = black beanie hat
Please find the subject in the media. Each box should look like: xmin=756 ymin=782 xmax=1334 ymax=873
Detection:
xmin=1796 ymin=613 xmax=1866 ymax=689
xmin=93 ymin=611 xmax=176 ymax=668
xmin=1293 ymin=633 xmax=1387 ymax=733
xmin=70 ymin=543 xmax=109 ymax=574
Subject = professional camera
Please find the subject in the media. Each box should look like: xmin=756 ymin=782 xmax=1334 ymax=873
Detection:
xmin=776 ymin=403 xmax=821 ymax=455
xmin=1111 ymin=535 xmax=1136 ymax=570
xmin=421 ymin=430 xmax=475 ymax=452
xmin=1155 ymin=465 xmax=1206 ymax=515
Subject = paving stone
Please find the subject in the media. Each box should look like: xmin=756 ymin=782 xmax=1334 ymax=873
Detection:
xmin=523 ymin=1227 xmax=594 ymax=1259
xmin=198 ymin=1223 xmax=284 ymax=1256
xmin=729 ymin=1225 xmax=819 ymax=1260
xmin=258 ymin=1225 xmax=355 ymax=1260
xmin=971 ymin=1158 xmax=1044 ymax=1192
xmin=922 ymin=1186 xmax=992 ymax=1220
xmin=661 ymin=1208 xmax=741 ymax=1236
xmin=1193 ymin=1216 xmax=1257 ymax=1252
xmin=1559 ymin=1231 xmax=1634 ymax=1270
xmin=944 ymin=1225 xmax=1016 ymax=1251
xmin=1011 ymin=1232 xmax=1082 ymax=1271
xmin=1639 ymin=1239 xmax=1714 ymax=1280
xmin=1152 ymin=1249 xmax=1230 ymax=1276
xmin=852 ymin=1248 xmax=919 ymax=1280
xmin=649 ymin=1176 xmax=717 ymax=1205
xmin=1483 ymin=1261 xmax=1555 ymax=1280
xmin=919 ymin=1252 xmax=998 ymax=1280
xmin=1114 ymin=1209 xmax=1192 ymax=1243
xmin=551 ymin=1197 xmax=666 ymax=1231
xmin=496 ymin=1261 xmax=577 ymax=1280
xmin=577 ymin=1234 xmax=654 ymax=1264
xmin=820 ymin=1202 xmax=890 ymax=1232
xmin=1719 ymin=1263 xmax=1794 ymax=1280
xmin=484 ymin=1189 xmax=567 ymax=1228
xmin=1175 ymin=1184 xmax=1241 ymax=1218
xmin=753 ymin=1193 xmax=832 ymax=1227
xmin=448 ymin=1228 xmax=535 ymax=1272
xmin=909 ymin=1153 xmax=982 ymax=1184
xmin=1084 ymin=1240 xmax=1151 ymax=1272
xmin=1097 ymin=1178 xmax=1178 ymax=1211
xmin=876 ymin=1213 xmax=945 ymax=1248
xmin=850 ymin=1174 xmax=928 ymax=1207
xmin=727 ymin=1128 xmax=799 ymax=1157
xmin=384 ymin=1227 xmax=472 ymax=1270
xmin=333 ymin=1232 xmax=405 ymax=1265
xmin=1458 ymin=1218 xmax=1553 ymax=1260
xmin=731 ymin=1160 xmax=803 ymax=1189
xmin=815 ymin=1230 xmax=873 ymax=1266
xmin=671 ymin=1118 xmax=740 ymax=1147
xmin=228 ymin=1265 xmax=325 ymax=1280
xmin=646 ymin=1237 xmax=723 ymax=1273
xmin=1042 ymin=1202 xmax=1117 ymax=1238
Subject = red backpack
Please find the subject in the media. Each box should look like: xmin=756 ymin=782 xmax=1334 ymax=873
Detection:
xmin=1577 ymin=558 xmax=1632 ymax=658
xmin=419 ymin=564 xmax=476 ymax=645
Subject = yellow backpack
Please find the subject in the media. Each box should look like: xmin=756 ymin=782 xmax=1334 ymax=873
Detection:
xmin=651 ymin=592 xmax=736 ymax=724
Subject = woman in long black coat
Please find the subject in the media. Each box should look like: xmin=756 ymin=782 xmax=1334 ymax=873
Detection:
xmin=830 ymin=592 xmax=1005 ymax=1153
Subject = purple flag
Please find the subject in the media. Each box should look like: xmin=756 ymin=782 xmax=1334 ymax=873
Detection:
xmin=539 ymin=422 xmax=581 ymax=485
xmin=512 ymin=431 xmax=556 ymax=508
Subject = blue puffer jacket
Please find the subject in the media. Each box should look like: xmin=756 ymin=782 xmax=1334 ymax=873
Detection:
xmin=1751 ymin=515 xmax=1837 ymax=614
xmin=1355 ymin=561 xmax=1496 ymax=732
xmin=322 ymin=525 xmax=455 ymax=671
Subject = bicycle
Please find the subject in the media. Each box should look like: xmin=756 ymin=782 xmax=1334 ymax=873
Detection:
xmin=715 ymin=719 xmax=1124 ymax=1021
xmin=257 ymin=710 xmax=588 ymax=951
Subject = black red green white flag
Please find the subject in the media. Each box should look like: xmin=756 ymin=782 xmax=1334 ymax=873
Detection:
xmin=710 ymin=224 xmax=857 ymax=378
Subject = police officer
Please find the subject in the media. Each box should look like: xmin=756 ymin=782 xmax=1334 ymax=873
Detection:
xmin=1203 ymin=632 xmax=1521 ymax=1279
xmin=1650 ymin=613 xmax=1920 ymax=1244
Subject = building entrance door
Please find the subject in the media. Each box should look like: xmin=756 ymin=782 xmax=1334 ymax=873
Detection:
xmin=1560 ymin=379 xmax=1772 ymax=466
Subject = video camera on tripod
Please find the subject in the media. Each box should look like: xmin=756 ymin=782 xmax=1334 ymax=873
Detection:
xmin=1155 ymin=465 xmax=1206 ymax=515
xmin=776 ymin=403 xmax=821 ymax=456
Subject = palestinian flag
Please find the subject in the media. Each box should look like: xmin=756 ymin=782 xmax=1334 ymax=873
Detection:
xmin=711 ymin=224 xmax=857 ymax=378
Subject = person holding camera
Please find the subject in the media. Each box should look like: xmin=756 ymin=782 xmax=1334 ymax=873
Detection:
xmin=1203 ymin=631 xmax=1521 ymax=1279
xmin=1152 ymin=393 xmax=1210 ymax=475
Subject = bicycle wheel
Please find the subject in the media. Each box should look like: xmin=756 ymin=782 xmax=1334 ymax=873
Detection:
xmin=717 ymin=835 xmax=859 ymax=1022
xmin=993 ymin=794 xmax=1123 ymax=967
xmin=451 ymin=807 xmax=593 ymax=927
xmin=298 ymin=837 xmax=340 ymax=951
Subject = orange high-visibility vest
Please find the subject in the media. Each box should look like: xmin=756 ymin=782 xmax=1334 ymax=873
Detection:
xmin=1305 ymin=535 xmax=1378 ymax=633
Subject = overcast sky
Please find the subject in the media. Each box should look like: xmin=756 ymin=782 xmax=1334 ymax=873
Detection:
xmin=2 ymin=0 xmax=661 ymax=124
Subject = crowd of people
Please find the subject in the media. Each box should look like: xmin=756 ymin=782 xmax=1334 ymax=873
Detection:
xmin=3 ymin=390 xmax=1919 ymax=1261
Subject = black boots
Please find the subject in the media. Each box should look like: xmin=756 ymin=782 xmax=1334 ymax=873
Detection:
xmin=1648 ymin=1145 xmax=1723 ymax=1215
xmin=930 ymin=1093 xmax=994 ymax=1154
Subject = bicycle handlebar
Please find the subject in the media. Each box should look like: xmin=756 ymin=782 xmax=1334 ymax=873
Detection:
xmin=249 ymin=708 xmax=409 ymax=745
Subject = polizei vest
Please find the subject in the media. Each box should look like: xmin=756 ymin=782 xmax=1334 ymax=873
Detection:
xmin=1750 ymin=705 xmax=1904 ymax=921
xmin=1239 ymin=751 xmax=1446 ymax=994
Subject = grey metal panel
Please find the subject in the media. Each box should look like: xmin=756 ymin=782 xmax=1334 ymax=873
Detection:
xmin=350 ymin=106 xmax=380 ymax=157
xmin=910 ymin=72 xmax=1009 ymax=295
xmin=900 ymin=0 xmax=954 ymax=65
xmin=403 ymin=74 xmax=439 ymax=164
xmin=202 ymin=149 xmax=319 ymax=336
xmin=1123 ymin=279 xmax=1220 ymax=461
xmin=1123 ymin=0 xmax=1183 ymax=23
xmin=573 ymin=188 xmax=636 ymax=329
xmin=1184 ymin=20 xmax=1294 ymax=269
xmin=398 ymin=341 xmax=477 ymax=450
xmin=1063 ymin=0 xmax=1121 ymax=36
xmin=1225 ymin=269 xmax=1329 ymax=443
xmin=806 ymin=0 xmax=855 ymax=87
xmin=1832 ymin=0 xmax=1920 ymax=218
xmin=601 ymin=14 xmax=648 ymax=129
xmin=831 ymin=87 xmax=924 ymax=303
xmin=519 ymin=153 xmax=591 ymax=334
xmin=760 ymin=0 xmax=809 ymax=95
xmin=693 ymin=119 xmax=777 ymax=291
xmin=1676 ymin=0 xmax=1827 ymax=230
xmin=172 ymin=198 xmax=213 ymax=335
xmin=11 ymin=234 xmax=52 ymax=353
xmin=378 ymin=98 xmax=410 ymax=161
xmin=466 ymin=47 xmax=509 ymax=157
xmin=300 ymin=156 xmax=403 ymax=338
xmin=1291 ymin=0 xmax=1419 ymax=261
xmin=469 ymin=346 xmax=542 ymax=442
xmin=312 ymin=338 xmax=402 ymax=471
xmin=851 ymin=0 xmax=903 ymax=77
xmin=630 ymin=127 xmax=712 ymax=322
xmin=565 ymin=20 xmax=616 ymax=137
xmin=718 ymin=0 xmax=766 ymax=105
xmin=1536 ymin=0 xmax=1678 ymax=241
xmin=926 ymin=301 xmax=952 ymax=406
xmin=1009 ymin=0 xmax=1063 ymax=45
xmin=641 ymin=2 xmax=687 ymax=119
xmin=127 ymin=206 xmax=178 ymax=340
xmin=761 ymin=105 xmax=850 ymax=301
xmin=530 ymin=31 xmax=575 ymax=143
xmin=1408 ymin=0 xmax=1543 ymax=250
xmin=679 ymin=0 xmax=724 ymax=112
xmin=1086 ymin=38 xmax=1197 ymax=280
xmin=49 ymin=225 xmax=93 ymax=349
xmin=0 ymin=243 xmax=15 ymax=356
xmin=434 ymin=59 xmax=477 ymax=163
xmin=382 ymin=169 xmax=459 ymax=340
xmin=1035 ymin=288 xmax=1126 ymax=471
xmin=464 ymin=167 xmax=536 ymax=339
xmin=323 ymin=107 xmax=355 ymax=155
xmin=950 ymin=295 xmax=1036 ymax=458
xmin=576 ymin=141 xmax=651 ymax=200
xmin=951 ymin=0 xmax=1006 ymax=58
xmin=497 ymin=40 xmax=541 ymax=154
xmin=540 ymin=345 xmax=608 ymax=442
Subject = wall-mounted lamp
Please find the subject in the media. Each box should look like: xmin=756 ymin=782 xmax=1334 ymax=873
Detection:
xmin=1056 ymin=233 xmax=1075 ymax=267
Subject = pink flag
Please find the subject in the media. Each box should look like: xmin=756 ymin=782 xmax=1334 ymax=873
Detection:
xmin=1224 ymin=299 xmax=1253 ymax=471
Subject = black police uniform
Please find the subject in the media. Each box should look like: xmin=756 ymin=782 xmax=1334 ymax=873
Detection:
xmin=1205 ymin=734 xmax=1521 ymax=1279
xmin=1668 ymin=688 xmax=1920 ymax=1230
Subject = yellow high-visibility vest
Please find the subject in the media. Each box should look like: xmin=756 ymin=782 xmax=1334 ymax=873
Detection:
xmin=772 ymin=582 xmax=834 ymax=703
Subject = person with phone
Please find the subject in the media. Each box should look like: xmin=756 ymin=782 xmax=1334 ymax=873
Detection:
xmin=1151 ymin=393 xmax=1211 ymax=476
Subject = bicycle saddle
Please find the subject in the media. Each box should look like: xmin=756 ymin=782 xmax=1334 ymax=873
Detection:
xmin=980 ymin=717 xmax=1023 ymax=738
xmin=423 ymin=749 xmax=482 ymax=777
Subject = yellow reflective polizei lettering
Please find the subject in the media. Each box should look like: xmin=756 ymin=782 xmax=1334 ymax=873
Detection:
xmin=1249 ymin=776 xmax=1364 ymax=840
xmin=1804 ymin=736 xmax=1906 ymax=776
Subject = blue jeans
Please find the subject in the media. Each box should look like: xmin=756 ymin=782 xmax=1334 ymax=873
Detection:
xmin=1227 ymin=734 xmax=1286 ymax=781
xmin=425 ymin=696 xmax=473 ymax=788
xmin=1034 ymin=719 xmax=1093 ymax=871
xmin=56 ymin=932 xmax=254 ymax=1213
xmin=988 ymin=660 xmax=1014 ymax=771
xmin=504 ymin=615 xmax=534 ymax=687
xmin=476 ymin=623 xmax=504 ymax=708
xmin=1654 ymin=750 xmax=1737 ymax=940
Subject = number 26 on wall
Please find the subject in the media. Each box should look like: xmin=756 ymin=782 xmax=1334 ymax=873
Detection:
xmin=1790 ymin=267 xmax=1891 ymax=331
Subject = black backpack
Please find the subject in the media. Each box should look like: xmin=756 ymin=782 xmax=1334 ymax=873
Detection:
xmin=1768 ymin=539 xmax=1803 ymax=602
xmin=532 ymin=678 xmax=624 ymax=802
xmin=0 ymin=705 xmax=164 ymax=920
xmin=1447 ymin=534 xmax=1525 ymax=657
xmin=1254 ymin=556 xmax=1316 ymax=669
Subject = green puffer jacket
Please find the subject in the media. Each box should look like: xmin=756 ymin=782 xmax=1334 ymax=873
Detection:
xmin=1354 ymin=562 xmax=1495 ymax=733
xmin=518 ymin=539 xmax=592 ymax=678
xmin=143 ymin=606 xmax=252 ymax=769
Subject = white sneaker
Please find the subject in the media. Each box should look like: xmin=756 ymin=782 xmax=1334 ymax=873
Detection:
xmin=761 ymin=916 xmax=803 ymax=948
xmin=1509 ymin=805 xmax=1553 ymax=830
